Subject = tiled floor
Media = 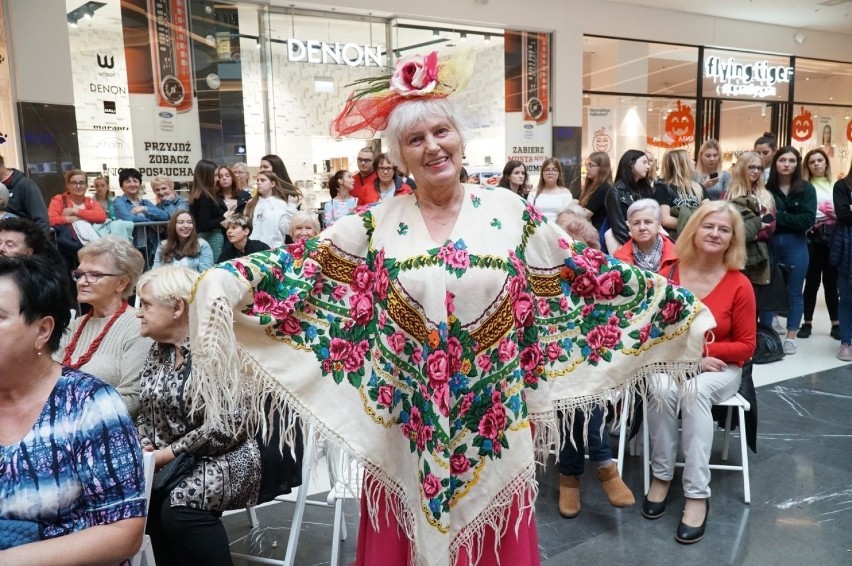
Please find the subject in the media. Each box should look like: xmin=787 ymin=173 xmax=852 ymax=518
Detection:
xmin=225 ymin=302 xmax=852 ymax=565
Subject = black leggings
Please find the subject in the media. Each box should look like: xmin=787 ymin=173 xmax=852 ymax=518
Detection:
xmin=147 ymin=497 xmax=234 ymax=566
xmin=803 ymin=241 xmax=839 ymax=322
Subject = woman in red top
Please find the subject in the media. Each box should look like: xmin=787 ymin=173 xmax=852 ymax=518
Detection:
xmin=642 ymin=200 xmax=756 ymax=544
xmin=48 ymin=169 xmax=107 ymax=227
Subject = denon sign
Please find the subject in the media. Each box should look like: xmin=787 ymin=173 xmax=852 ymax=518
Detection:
xmin=286 ymin=39 xmax=385 ymax=67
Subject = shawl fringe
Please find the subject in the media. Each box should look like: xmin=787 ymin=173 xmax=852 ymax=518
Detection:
xmin=532 ymin=361 xmax=699 ymax=462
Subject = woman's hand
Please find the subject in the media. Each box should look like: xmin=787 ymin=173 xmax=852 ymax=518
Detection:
xmin=703 ymin=176 xmax=720 ymax=189
xmin=699 ymin=356 xmax=727 ymax=373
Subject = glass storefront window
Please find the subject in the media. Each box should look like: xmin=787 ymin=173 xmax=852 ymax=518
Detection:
xmin=583 ymin=36 xmax=699 ymax=97
xmin=795 ymin=58 xmax=852 ymax=106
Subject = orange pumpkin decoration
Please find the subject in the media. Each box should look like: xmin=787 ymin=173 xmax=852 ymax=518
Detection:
xmin=665 ymin=101 xmax=695 ymax=141
xmin=592 ymin=128 xmax=612 ymax=153
xmin=846 ymin=119 xmax=852 ymax=143
xmin=791 ymin=106 xmax=813 ymax=142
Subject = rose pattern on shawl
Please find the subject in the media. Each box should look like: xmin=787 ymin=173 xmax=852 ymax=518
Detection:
xmin=217 ymin=200 xmax=702 ymax=536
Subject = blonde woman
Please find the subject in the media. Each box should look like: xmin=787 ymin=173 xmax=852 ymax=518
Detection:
xmin=696 ymin=139 xmax=732 ymax=200
xmin=657 ymin=149 xmax=707 ymax=239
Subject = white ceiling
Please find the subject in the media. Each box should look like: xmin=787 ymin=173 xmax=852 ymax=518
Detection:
xmin=612 ymin=0 xmax=852 ymax=35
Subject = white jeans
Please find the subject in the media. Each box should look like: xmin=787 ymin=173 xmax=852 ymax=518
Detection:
xmin=646 ymin=365 xmax=742 ymax=499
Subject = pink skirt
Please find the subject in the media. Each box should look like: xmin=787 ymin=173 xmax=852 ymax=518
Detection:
xmin=353 ymin=476 xmax=541 ymax=566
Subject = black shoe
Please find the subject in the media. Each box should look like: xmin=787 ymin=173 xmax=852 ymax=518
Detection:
xmin=641 ymin=495 xmax=668 ymax=520
xmin=676 ymin=499 xmax=709 ymax=544
xmin=831 ymin=325 xmax=841 ymax=340
xmin=797 ymin=324 xmax=812 ymax=339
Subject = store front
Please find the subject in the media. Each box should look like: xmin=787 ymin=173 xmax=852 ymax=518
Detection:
xmin=1 ymin=0 xmax=557 ymax=204
xmin=582 ymin=35 xmax=852 ymax=177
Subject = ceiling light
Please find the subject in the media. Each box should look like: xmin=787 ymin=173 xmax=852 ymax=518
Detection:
xmin=793 ymin=33 xmax=807 ymax=44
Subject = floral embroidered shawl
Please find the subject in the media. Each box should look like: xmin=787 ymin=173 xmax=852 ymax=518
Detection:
xmin=189 ymin=186 xmax=713 ymax=566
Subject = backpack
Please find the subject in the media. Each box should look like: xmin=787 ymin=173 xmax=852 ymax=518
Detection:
xmin=752 ymin=323 xmax=784 ymax=364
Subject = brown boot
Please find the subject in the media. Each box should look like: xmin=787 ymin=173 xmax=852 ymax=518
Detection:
xmin=559 ymin=474 xmax=580 ymax=518
xmin=597 ymin=462 xmax=635 ymax=507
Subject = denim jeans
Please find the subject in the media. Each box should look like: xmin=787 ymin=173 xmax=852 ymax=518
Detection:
xmin=771 ymin=233 xmax=810 ymax=331
xmin=837 ymin=270 xmax=852 ymax=345
xmin=558 ymin=406 xmax=613 ymax=476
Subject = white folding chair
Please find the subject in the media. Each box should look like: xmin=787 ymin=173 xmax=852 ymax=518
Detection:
xmin=232 ymin=424 xmax=318 ymax=566
xmin=130 ymin=450 xmax=157 ymax=566
xmin=326 ymin=451 xmax=364 ymax=566
xmin=642 ymin=393 xmax=751 ymax=504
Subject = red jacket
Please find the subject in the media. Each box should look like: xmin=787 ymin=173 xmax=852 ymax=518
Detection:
xmin=357 ymin=177 xmax=413 ymax=205
xmin=352 ymin=171 xmax=378 ymax=203
xmin=48 ymin=193 xmax=107 ymax=226
xmin=613 ymin=236 xmax=678 ymax=278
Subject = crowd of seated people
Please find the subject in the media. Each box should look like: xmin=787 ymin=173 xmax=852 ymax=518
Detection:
xmin=5 ymin=132 xmax=849 ymax=563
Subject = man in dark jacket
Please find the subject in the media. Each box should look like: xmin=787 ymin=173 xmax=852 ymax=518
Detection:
xmin=0 ymin=155 xmax=49 ymax=235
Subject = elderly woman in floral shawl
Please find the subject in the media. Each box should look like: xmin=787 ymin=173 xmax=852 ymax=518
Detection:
xmin=189 ymin=52 xmax=713 ymax=566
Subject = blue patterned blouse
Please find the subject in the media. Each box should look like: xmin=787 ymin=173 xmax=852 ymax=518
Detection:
xmin=0 ymin=366 xmax=146 ymax=546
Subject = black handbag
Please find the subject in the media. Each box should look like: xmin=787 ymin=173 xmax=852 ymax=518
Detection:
xmin=754 ymin=262 xmax=791 ymax=314
xmin=752 ymin=322 xmax=785 ymax=364
xmin=151 ymin=451 xmax=196 ymax=497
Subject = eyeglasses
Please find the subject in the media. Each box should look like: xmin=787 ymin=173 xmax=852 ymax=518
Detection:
xmin=71 ymin=270 xmax=120 ymax=283
xmin=69 ymin=181 xmax=87 ymax=187
xmin=585 ymin=163 xmax=599 ymax=169
xmin=542 ymin=168 xmax=559 ymax=173
xmin=747 ymin=165 xmax=763 ymax=172
xmin=357 ymin=158 xmax=372 ymax=163
xmin=377 ymin=166 xmax=394 ymax=172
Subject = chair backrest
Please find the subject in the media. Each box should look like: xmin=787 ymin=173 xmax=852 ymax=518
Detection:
xmin=141 ymin=450 xmax=156 ymax=512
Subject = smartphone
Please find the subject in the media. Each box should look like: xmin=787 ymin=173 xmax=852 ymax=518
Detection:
xmin=709 ymin=172 xmax=719 ymax=179
xmin=762 ymin=214 xmax=775 ymax=223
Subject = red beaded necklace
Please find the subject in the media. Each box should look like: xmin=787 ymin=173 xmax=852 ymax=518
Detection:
xmin=62 ymin=301 xmax=129 ymax=369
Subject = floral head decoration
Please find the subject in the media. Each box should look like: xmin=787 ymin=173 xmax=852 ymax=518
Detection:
xmin=330 ymin=50 xmax=474 ymax=139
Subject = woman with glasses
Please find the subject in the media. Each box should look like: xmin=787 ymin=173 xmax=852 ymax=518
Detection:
xmin=48 ymin=170 xmax=108 ymax=260
xmin=54 ymin=236 xmax=152 ymax=419
xmin=527 ymin=157 xmax=573 ymax=222
xmin=48 ymin=170 xmax=107 ymax=230
xmin=361 ymin=153 xmax=413 ymax=205
xmin=725 ymin=152 xmax=777 ymax=295
xmin=577 ymin=152 xmax=613 ymax=231
xmin=232 ymin=162 xmax=252 ymax=191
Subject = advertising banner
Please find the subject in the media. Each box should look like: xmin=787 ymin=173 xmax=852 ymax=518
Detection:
xmin=505 ymin=31 xmax=551 ymax=179
xmin=587 ymin=107 xmax=615 ymax=158
xmin=67 ymin=0 xmax=135 ymax=181
xmin=122 ymin=0 xmax=201 ymax=182
xmin=0 ymin=3 xmax=18 ymax=167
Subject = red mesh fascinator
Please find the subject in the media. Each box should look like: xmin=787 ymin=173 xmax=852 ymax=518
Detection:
xmin=330 ymin=51 xmax=473 ymax=139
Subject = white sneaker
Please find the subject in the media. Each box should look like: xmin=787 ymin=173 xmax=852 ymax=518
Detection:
xmin=837 ymin=344 xmax=852 ymax=362
xmin=783 ymin=339 xmax=797 ymax=355
xmin=773 ymin=317 xmax=786 ymax=335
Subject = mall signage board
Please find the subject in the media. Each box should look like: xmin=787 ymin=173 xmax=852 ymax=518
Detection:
xmin=704 ymin=56 xmax=794 ymax=98
xmin=286 ymin=40 xmax=385 ymax=67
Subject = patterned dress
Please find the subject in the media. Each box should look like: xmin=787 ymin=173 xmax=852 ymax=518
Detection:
xmin=0 ymin=368 xmax=146 ymax=545
xmin=136 ymin=338 xmax=261 ymax=510
xmin=190 ymin=186 xmax=713 ymax=566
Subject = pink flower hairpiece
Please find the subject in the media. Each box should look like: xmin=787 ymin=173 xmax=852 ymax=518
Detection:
xmin=330 ymin=50 xmax=473 ymax=139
